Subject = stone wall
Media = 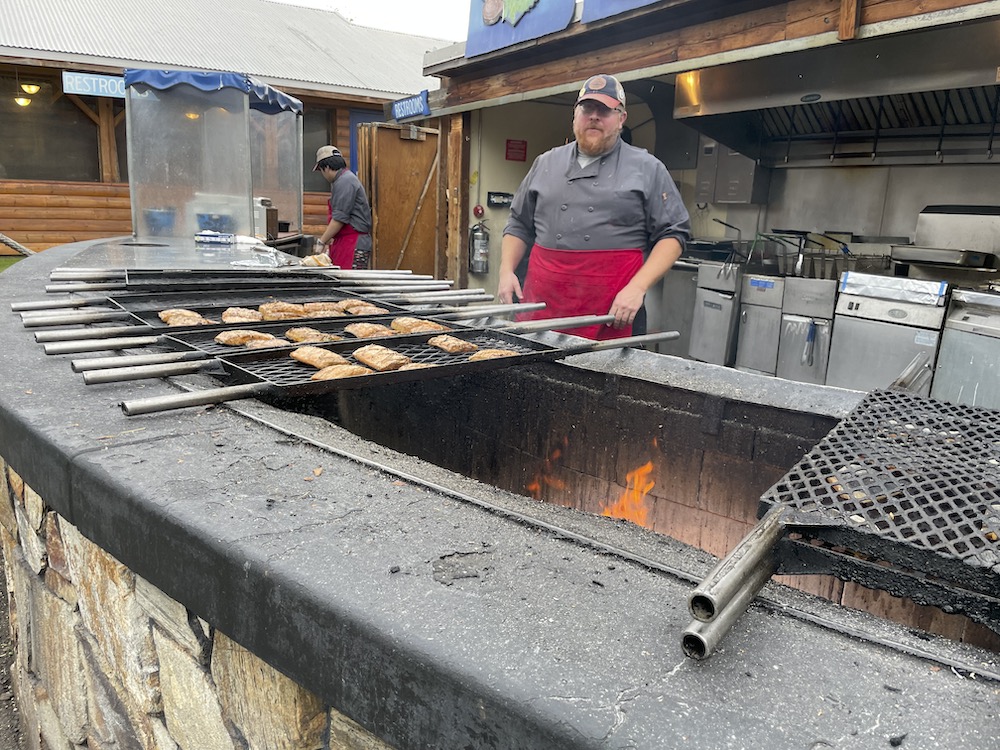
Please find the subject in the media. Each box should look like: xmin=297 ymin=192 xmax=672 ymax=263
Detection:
xmin=0 ymin=455 xmax=394 ymax=750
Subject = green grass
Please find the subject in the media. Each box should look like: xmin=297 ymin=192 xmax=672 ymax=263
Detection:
xmin=0 ymin=257 xmax=24 ymax=273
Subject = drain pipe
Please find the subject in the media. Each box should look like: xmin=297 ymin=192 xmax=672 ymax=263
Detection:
xmin=682 ymin=505 xmax=786 ymax=658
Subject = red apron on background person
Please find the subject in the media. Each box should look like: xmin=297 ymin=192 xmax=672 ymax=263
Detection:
xmin=328 ymin=224 xmax=361 ymax=269
xmin=516 ymin=244 xmax=644 ymax=340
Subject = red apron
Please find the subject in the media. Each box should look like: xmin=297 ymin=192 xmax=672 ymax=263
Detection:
xmin=328 ymin=224 xmax=361 ymax=269
xmin=517 ymin=244 xmax=644 ymax=340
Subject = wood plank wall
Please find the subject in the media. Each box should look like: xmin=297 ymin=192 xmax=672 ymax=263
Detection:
xmin=0 ymin=180 xmax=329 ymax=253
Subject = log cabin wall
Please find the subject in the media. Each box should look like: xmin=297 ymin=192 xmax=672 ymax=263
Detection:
xmin=0 ymin=181 xmax=132 ymax=254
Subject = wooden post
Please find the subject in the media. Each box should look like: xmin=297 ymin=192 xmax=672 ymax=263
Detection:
xmin=445 ymin=113 xmax=468 ymax=286
xmin=838 ymin=0 xmax=861 ymax=41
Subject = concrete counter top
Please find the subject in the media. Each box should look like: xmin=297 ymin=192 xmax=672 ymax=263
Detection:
xmin=1 ymin=244 xmax=997 ymax=749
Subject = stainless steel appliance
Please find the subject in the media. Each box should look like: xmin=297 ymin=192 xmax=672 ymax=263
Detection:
xmin=890 ymin=205 xmax=1000 ymax=268
xmin=648 ymin=260 xmax=699 ymax=357
xmin=735 ymin=274 xmax=784 ymax=375
xmin=776 ymin=277 xmax=837 ymax=385
xmin=689 ymin=261 xmax=742 ymax=366
xmin=931 ymin=288 xmax=1000 ymax=409
xmin=825 ymin=273 xmax=948 ymax=396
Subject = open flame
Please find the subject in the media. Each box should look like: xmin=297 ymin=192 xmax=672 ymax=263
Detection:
xmin=602 ymin=461 xmax=654 ymax=527
xmin=525 ymin=436 xmax=568 ymax=499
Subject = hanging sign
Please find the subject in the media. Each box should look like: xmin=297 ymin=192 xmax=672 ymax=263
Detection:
xmin=581 ymin=0 xmax=659 ymax=24
xmin=390 ymin=90 xmax=430 ymax=122
xmin=62 ymin=71 xmax=126 ymax=98
xmin=466 ymin=0 xmax=575 ymax=58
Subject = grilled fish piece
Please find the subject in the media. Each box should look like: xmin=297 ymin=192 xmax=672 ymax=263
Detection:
xmin=214 ymin=330 xmax=276 ymax=346
xmin=344 ymin=322 xmax=396 ymax=339
xmin=300 ymin=254 xmax=333 ymax=267
xmin=427 ymin=334 xmax=478 ymax=353
xmin=398 ymin=362 xmax=437 ymax=371
xmin=259 ymin=301 xmax=306 ymax=320
xmin=158 ymin=308 xmax=198 ymax=323
xmin=221 ymin=307 xmax=263 ymax=324
xmin=302 ymin=301 xmax=345 ymax=314
xmin=335 ymin=298 xmax=372 ymax=311
xmin=159 ymin=308 xmax=216 ymax=326
xmin=285 ymin=327 xmax=342 ymax=343
xmin=352 ymin=344 xmax=411 ymax=372
xmin=310 ymin=364 xmax=373 ymax=380
xmin=245 ymin=338 xmax=291 ymax=349
xmin=390 ymin=317 xmax=450 ymax=334
xmin=348 ymin=305 xmax=390 ymax=316
xmin=469 ymin=348 xmax=519 ymax=361
xmin=290 ymin=346 xmax=350 ymax=369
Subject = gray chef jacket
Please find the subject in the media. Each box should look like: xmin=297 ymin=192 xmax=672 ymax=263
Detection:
xmin=503 ymin=138 xmax=690 ymax=253
xmin=329 ymin=169 xmax=373 ymax=252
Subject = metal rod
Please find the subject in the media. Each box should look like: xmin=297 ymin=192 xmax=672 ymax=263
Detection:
xmin=35 ymin=325 xmax=155 ymax=343
xmin=12 ymin=298 xmax=104 ymax=312
xmin=121 ymin=383 xmax=271 ymax=416
xmin=681 ymin=559 xmax=776 ymax=660
xmin=21 ymin=310 xmax=131 ymax=328
xmin=688 ymin=505 xmax=786 ymax=622
xmin=499 ymin=314 xmax=615 ymax=333
xmin=43 ymin=336 xmax=163 ymax=356
xmin=72 ymin=351 xmax=212 ymax=372
xmin=84 ymin=361 xmax=213 ymax=384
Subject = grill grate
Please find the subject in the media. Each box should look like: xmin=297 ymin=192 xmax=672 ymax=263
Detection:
xmin=762 ymin=390 xmax=1000 ymax=592
xmin=218 ymin=330 xmax=557 ymax=391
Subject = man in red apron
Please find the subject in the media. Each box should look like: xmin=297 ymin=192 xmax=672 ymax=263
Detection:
xmin=499 ymin=74 xmax=690 ymax=340
xmin=313 ymin=145 xmax=373 ymax=269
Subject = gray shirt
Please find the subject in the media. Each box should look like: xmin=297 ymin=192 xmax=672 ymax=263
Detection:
xmin=503 ymin=138 xmax=690 ymax=253
xmin=329 ymin=169 xmax=372 ymax=249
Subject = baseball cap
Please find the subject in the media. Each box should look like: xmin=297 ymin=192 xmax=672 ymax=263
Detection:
xmin=576 ymin=74 xmax=626 ymax=110
xmin=312 ymin=145 xmax=342 ymax=171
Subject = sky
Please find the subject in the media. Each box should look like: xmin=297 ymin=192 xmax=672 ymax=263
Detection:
xmin=274 ymin=0 xmax=472 ymax=41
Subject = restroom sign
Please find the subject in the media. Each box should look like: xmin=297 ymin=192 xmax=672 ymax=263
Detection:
xmin=505 ymin=139 xmax=527 ymax=162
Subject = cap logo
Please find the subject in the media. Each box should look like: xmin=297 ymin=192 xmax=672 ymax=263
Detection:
xmin=588 ymin=75 xmax=607 ymax=91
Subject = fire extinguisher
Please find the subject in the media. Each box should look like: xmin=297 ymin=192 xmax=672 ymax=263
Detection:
xmin=469 ymin=221 xmax=490 ymax=274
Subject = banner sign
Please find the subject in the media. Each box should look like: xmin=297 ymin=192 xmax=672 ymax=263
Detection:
xmin=581 ymin=0 xmax=659 ymax=24
xmin=466 ymin=0 xmax=575 ymax=58
xmin=62 ymin=71 xmax=126 ymax=98
xmin=391 ymin=90 xmax=430 ymax=122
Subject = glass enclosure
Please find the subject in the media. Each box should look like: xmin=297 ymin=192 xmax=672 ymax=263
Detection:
xmin=125 ymin=70 xmax=303 ymax=240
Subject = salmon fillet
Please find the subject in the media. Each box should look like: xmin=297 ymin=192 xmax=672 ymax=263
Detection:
xmin=221 ymin=307 xmax=263 ymax=324
xmin=344 ymin=322 xmax=396 ymax=339
xmin=390 ymin=317 xmax=450 ymax=334
xmin=303 ymin=301 xmax=345 ymax=314
xmin=310 ymin=364 xmax=373 ymax=380
xmin=259 ymin=301 xmax=306 ymax=320
xmin=300 ymin=254 xmax=332 ymax=267
xmin=398 ymin=362 xmax=437 ymax=371
xmin=285 ymin=327 xmax=342 ymax=343
xmin=214 ymin=330 xmax=276 ymax=346
xmin=290 ymin=346 xmax=350 ymax=369
xmin=335 ymin=298 xmax=372 ymax=311
xmin=427 ymin=335 xmax=478 ymax=353
xmin=245 ymin=338 xmax=291 ymax=349
xmin=352 ymin=344 xmax=411 ymax=371
xmin=348 ymin=305 xmax=390 ymax=316
xmin=469 ymin=348 xmax=519 ymax=361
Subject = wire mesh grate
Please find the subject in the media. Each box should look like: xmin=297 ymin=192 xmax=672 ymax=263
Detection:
xmin=763 ymin=390 xmax=1000 ymax=581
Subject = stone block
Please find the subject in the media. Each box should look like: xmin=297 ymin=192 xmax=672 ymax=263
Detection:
xmin=23 ymin=486 xmax=44 ymax=532
xmin=31 ymin=582 xmax=88 ymax=744
xmin=60 ymin=522 xmax=160 ymax=715
xmin=328 ymin=710 xmax=395 ymax=750
xmin=211 ymin=629 xmax=326 ymax=750
xmin=0 ymin=457 xmax=18 ymax=540
xmin=13 ymin=503 xmax=45 ymax=576
xmin=153 ymin=626 xmax=238 ymax=750
xmin=2 ymin=527 xmax=32 ymax=676
xmin=44 ymin=513 xmax=70 ymax=581
xmin=43 ymin=569 xmax=77 ymax=608
xmin=79 ymin=633 xmax=148 ymax=750
xmin=6 ymin=467 xmax=23 ymax=505
xmin=135 ymin=576 xmax=209 ymax=664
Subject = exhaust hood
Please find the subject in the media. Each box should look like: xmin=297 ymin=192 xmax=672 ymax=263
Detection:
xmin=673 ymin=18 xmax=1000 ymax=166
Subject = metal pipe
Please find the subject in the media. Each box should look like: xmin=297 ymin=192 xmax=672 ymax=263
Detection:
xmin=688 ymin=505 xmax=786 ymax=622
xmin=681 ymin=558 xmax=776 ymax=660
xmin=21 ymin=310 xmax=131 ymax=327
xmin=73 ymin=351 xmax=211 ymax=372
xmin=35 ymin=325 xmax=154 ymax=343
xmin=43 ymin=336 xmax=162 ymax=356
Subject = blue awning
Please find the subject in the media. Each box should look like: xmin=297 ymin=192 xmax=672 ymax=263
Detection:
xmin=124 ymin=69 xmax=302 ymax=115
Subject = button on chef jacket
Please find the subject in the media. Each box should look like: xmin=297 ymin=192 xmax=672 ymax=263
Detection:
xmin=503 ymin=138 xmax=690 ymax=253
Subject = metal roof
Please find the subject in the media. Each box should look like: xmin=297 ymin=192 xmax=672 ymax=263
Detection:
xmin=0 ymin=0 xmax=450 ymax=99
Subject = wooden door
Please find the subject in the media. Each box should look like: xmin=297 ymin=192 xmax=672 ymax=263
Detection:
xmin=357 ymin=122 xmax=440 ymax=276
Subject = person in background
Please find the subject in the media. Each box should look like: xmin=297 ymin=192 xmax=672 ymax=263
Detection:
xmin=313 ymin=145 xmax=373 ymax=269
xmin=498 ymin=74 xmax=691 ymax=340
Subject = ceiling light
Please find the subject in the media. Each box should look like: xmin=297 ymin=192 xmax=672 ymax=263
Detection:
xmin=14 ymin=96 xmax=31 ymax=107
xmin=20 ymin=83 xmax=40 ymax=95
xmin=184 ymin=112 xmax=200 ymax=120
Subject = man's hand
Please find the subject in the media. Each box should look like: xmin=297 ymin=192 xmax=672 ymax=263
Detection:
xmin=608 ymin=282 xmax=645 ymax=329
xmin=498 ymin=271 xmax=523 ymax=305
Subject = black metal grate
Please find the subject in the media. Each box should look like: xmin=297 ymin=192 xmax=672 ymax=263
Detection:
xmin=762 ymin=390 xmax=1000 ymax=589
xmin=216 ymin=330 xmax=560 ymax=393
